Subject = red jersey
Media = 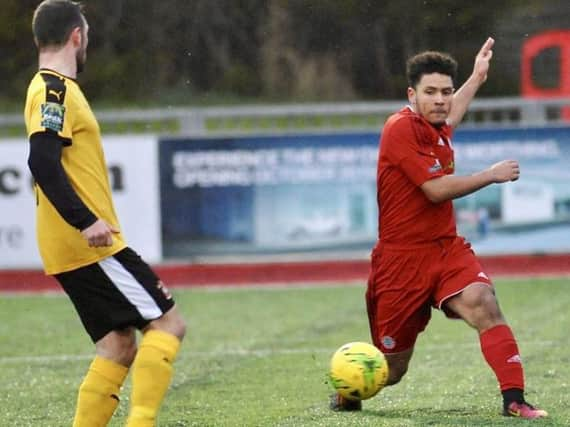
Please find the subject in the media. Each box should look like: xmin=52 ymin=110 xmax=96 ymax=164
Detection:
xmin=376 ymin=107 xmax=457 ymax=245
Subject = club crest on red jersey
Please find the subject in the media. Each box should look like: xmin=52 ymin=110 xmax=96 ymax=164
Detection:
xmin=381 ymin=336 xmax=396 ymax=350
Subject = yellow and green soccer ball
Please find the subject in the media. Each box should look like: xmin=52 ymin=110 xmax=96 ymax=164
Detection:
xmin=329 ymin=341 xmax=389 ymax=401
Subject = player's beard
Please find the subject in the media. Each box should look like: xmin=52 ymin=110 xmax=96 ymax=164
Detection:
xmin=430 ymin=117 xmax=447 ymax=128
xmin=76 ymin=47 xmax=86 ymax=74
xmin=425 ymin=109 xmax=448 ymax=127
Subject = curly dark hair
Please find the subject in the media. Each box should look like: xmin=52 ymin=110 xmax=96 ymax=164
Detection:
xmin=406 ymin=51 xmax=458 ymax=88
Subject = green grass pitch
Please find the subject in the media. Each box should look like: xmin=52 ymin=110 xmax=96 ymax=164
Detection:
xmin=1 ymin=277 xmax=569 ymax=426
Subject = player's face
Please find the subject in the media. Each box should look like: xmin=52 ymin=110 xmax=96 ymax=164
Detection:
xmin=408 ymin=73 xmax=454 ymax=126
xmin=76 ymin=20 xmax=89 ymax=74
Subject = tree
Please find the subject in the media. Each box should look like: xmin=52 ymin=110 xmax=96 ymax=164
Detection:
xmin=0 ymin=0 xmax=566 ymax=109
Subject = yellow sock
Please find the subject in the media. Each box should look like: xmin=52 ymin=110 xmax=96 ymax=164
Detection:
xmin=73 ymin=356 xmax=129 ymax=427
xmin=126 ymin=330 xmax=181 ymax=427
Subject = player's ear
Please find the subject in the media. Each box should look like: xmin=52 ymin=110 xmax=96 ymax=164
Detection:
xmin=407 ymin=87 xmax=416 ymax=105
xmin=70 ymin=26 xmax=82 ymax=47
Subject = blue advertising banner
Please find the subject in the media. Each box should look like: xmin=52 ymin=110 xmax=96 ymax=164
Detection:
xmin=159 ymin=134 xmax=378 ymax=257
xmin=159 ymin=126 xmax=570 ymax=258
xmin=453 ymin=126 xmax=570 ymax=255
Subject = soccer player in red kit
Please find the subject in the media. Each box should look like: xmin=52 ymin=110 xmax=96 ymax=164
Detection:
xmin=331 ymin=38 xmax=548 ymax=419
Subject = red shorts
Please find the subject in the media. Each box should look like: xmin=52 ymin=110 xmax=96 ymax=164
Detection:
xmin=366 ymin=236 xmax=492 ymax=354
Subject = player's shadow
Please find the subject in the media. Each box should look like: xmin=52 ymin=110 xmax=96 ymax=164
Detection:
xmin=362 ymin=407 xmax=506 ymax=426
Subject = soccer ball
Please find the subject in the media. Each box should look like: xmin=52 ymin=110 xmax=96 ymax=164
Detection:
xmin=329 ymin=341 xmax=389 ymax=401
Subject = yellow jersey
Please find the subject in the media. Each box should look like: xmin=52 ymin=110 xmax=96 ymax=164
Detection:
xmin=24 ymin=69 xmax=126 ymax=274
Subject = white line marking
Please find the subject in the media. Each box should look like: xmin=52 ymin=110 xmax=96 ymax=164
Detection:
xmin=0 ymin=340 xmax=557 ymax=365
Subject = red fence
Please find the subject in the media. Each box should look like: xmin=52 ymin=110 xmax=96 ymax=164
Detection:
xmin=1 ymin=253 xmax=569 ymax=293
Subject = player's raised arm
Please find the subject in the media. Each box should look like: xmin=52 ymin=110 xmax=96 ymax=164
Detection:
xmin=447 ymin=37 xmax=494 ymax=129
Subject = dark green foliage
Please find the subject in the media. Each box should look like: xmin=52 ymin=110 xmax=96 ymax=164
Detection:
xmin=1 ymin=1 xmax=569 ymax=108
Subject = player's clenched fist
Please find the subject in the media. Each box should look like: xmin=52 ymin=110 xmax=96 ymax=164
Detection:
xmin=489 ymin=160 xmax=520 ymax=183
xmin=81 ymin=219 xmax=120 ymax=247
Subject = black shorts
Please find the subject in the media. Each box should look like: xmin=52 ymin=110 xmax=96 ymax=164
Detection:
xmin=55 ymin=247 xmax=175 ymax=343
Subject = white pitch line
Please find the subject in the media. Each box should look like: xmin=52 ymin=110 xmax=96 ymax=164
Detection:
xmin=0 ymin=340 xmax=557 ymax=365
xmin=0 ymin=349 xmax=331 ymax=364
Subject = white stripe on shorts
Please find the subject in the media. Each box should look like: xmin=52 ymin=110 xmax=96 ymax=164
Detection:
xmin=98 ymin=255 xmax=162 ymax=320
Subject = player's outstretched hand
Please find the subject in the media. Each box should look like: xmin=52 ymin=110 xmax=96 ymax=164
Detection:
xmin=81 ymin=219 xmax=120 ymax=247
xmin=473 ymin=37 xmax=494 ymax=84
xmin=489 ymin=160 xmax=520 ymax=183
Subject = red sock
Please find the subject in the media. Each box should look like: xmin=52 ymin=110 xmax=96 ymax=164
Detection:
xmin=479 ymin=324 xmax=524 ymax=391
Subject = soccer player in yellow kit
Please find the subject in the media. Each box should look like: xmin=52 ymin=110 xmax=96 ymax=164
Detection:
xmin=24 ymin=1 xmax=186 ymax=425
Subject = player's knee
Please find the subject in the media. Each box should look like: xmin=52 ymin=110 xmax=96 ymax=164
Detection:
xmin=171 ymin=315 xmax=187 ymax=340
xmin=149 ymin=309 xmax=187 ymax=341
xmin=112 ymin=335 xmax=137 ymax=366
xmin=478 ymin=288 xmax=496 ymax=306
xmin=457 ymin=285 xmax=505 ymax=330
xmin=96 ymin=330 xmax=138 ymax=367
xmin=167 ymin=310 xmax=187 ymax=340
xmin=463 ymin=284 xmax=498 ymax=311
xmin=119 ymin=340 xmax=138 ymax=366
xmin=475 ymin=289 xmax=503 ymax=320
